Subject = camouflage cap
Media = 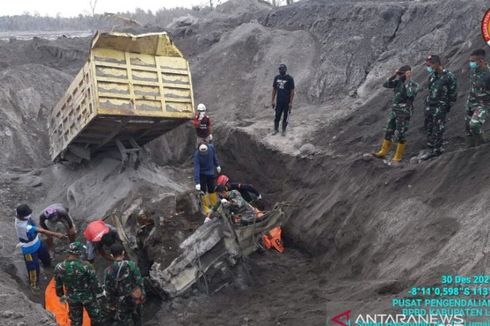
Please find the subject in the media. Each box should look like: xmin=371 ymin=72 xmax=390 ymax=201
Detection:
xmin=67 ymin=241 xmax=85 ymax=256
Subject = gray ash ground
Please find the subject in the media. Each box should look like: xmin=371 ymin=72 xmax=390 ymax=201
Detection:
xmin=0 ymin=0 xmax=489 ymax=325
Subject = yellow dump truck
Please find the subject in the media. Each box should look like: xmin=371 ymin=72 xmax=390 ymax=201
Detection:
xmin=49 ymin=32 xmax=194 ymax=162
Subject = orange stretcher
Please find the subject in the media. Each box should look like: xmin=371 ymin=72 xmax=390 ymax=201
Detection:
xmin=45 ymin=277 xmax=91 ymax=326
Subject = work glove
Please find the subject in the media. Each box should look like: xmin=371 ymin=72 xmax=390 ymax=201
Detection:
xmin=209 ymin=134 xmax=213 ymax=141
xmin=195 ymin=184 xmax=201 ymax=192
xmin=221 ymin=198 xmax=229 ymax=205
xmin=204 ymin=217 xmax=212 ymax=223
xmin=257 ymin=194 xmax=262 ymax=200
xmin=216 ymin=166 xmax=221 ymax=174
xmin=96 ymin=290 xmax=106 ymax=299
xmin=60 ymin=295 xmax=67 ymax=304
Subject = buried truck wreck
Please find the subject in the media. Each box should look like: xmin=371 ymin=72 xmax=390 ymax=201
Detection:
xmin=46 ymin=31 xmax=285 ymax=306
xmin=48 ymin=31 xmax=195 ymax=164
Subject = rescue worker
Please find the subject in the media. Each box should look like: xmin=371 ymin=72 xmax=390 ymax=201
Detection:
xmin=205 ymin=184 xmax=258 ymax=224
xmin=54 ymin=241 xmax=104 ymax=326
xmin=15 ymin=204 xmax=65 ymax=291
xmin=192 ymin=103 xmax=213 ymax=144
xmin=272 ymin=63 xmax=295 ymax=136
xmin=421 ymin=55 xmax=458 ymax=160
xmin=465 ymin=49 xmax=490 ymax=147
xmin=216 ymin=174 xmax=262 ymax=203
xmin=372 ymin=65 xmax=420 ymax=163
xmin=104 ymin=243 xmax=145 ymax=326
xmin=39 ymin=203 xmax=77 ymax=248
xmin=83 ymin=220 xmax=121 ymax=263
xmin=194 ymin=143 xmax=221 ymax=214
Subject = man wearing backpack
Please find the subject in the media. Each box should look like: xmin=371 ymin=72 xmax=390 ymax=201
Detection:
xmin=104 ymin=243 xmax=145 ymax=326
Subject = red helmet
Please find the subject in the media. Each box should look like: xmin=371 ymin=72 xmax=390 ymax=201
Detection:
xmin=216 ymin=175 xmax=230 ymax=186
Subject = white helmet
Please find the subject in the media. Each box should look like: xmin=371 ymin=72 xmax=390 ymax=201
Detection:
xmin=197 ymin=103 xmax=207 ymax=112
xmin=199 ymin=144 xmax=208 ymax=153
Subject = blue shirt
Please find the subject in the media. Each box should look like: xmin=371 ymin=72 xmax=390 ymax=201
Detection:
xmin=194 ymin=144 xmax=219 ymax=184
xmin=15 ymin=217 xmax=41 ymax=254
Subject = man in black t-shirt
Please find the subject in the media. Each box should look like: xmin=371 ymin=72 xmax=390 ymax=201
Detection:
xmin=272 ymin=64 xmax=295 ymax=136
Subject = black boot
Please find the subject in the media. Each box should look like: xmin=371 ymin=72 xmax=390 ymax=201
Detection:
xmin=474 ymin=134 xmax=485 ymax=147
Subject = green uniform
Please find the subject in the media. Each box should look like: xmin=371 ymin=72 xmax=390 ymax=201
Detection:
xmin=424 ymin=69 xmax=458 ymax=151
xmin=104 ymin=260 xmax=145 ymax=326
xmin=54 ymin=259 xmax=103 ymax=326
xmin=466 ymin=65 xmax=490 ymax=135
xmin=382 ymin=78 xmax=420 ymax=144
xmin=213 ymin=190 xmax=257 ymax=223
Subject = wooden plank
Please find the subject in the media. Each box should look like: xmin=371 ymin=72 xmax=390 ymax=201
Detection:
xmin=97 ymin=108 xmax=193 ymax=118
xmin=95 ymin=76 xmax=191 ymax=90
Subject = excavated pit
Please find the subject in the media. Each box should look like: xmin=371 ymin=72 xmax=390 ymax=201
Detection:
xmin=0 ymin=0 xmax=490 ymax=325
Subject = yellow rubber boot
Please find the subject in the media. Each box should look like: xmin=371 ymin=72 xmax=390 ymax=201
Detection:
xmin=372 ymin=139 xmax=392 ymax=159
xmin=392 ymin=143 xmax=406 ymax=162
xmin=201 ymin=193 xmax=211 ymax=214
xmin=208 ymin=192 xmax=218 ymax=207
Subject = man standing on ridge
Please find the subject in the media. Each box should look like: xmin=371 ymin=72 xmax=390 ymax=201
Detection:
xmin=465 ymin=49 xmax=490 ymax=147
xmin=272 ymin=63 xmax=295 ymax=136
xmin=194 ymin=143 xmax=221 ymax=214
xmin=420 ymin=55 xmax=458 ymax=160
xmin=372 ymin=65 xmax=419 ymax=164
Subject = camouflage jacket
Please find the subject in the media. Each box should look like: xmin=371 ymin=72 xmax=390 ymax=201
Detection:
xmin=104 ymin=260 xmax=145 ymax=304
xmin=468 ymin=65 xmax=490 ymax=105
xmin=213 ymin=190 xmax=256 ymax=220
xmin=383 ymin=78 xmax=419 ymax=112
xmin=54 ymin=259 xmax=103 ymax=303
xmin=426 ymin=69 xmax=458 ymax=107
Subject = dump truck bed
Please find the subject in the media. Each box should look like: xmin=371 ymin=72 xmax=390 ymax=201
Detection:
xmin=49 ymin=32 xmax=194 ymax=162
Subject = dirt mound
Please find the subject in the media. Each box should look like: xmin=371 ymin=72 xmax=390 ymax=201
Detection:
xmin=0 ymin=0 xmax=489 ymax=325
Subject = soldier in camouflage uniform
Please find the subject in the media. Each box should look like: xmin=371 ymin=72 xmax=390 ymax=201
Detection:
xmin=54 ymin=241 xmax=104 ymax=326
xmin=205 ymin=184 xmax=258 ymax=224
xmin=465 ymin=49 xmax=490 ymax=146
xmin=104 ymin=243 xmax=145 ymax=326
xmin=420 ymin=55 xmax=458 ymax=160
xmin=372 ymin=65 xmax=420 ymax=163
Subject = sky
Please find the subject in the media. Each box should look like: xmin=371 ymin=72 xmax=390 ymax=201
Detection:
xmin=1 ymin=0 xmax=213 ymax=17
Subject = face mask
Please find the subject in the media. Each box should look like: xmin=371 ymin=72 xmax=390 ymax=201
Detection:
xmin=198 ymin=112 xmax=205 ymax=120
xmin=469 ymin=61 xmax=478 ymax=70
xmin=426 ymin=66 xmax=434 ymax=74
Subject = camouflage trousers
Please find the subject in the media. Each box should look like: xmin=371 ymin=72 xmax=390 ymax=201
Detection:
xmin=465 ymin=102 xmax=489 ymax=135
xmin=424 ymin=105 xmax=448 ymax=150
xmin=106 ymin=296 xmax=143 ymax=326
xmin=68 ymin=300 xmax=103 ymax=326
xmin=384 ymin=108 xmax=412 ymax=144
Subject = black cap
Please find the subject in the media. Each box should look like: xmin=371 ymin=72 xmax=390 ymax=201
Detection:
xmin=398 ymin=65 xmax=412 ymax=73
xmin=16 ymin=204 xmax=32 ymax=218
xmin=279 ymin=64 xmax=287 ymax=70
xmin=426 ymin=55 xmax=441 ymax=65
